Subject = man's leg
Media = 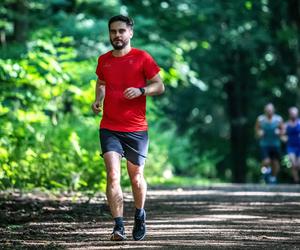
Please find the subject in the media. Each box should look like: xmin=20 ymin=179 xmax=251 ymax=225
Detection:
xmin=127 ymin=161 xmax=147 ymax=209
xmin=267 ymin=146 xmax=281 ymax=184
xmin=261 ymin=157 xmax=271 ymax=183
xmin=127 ymin=160 xmax=147 ymax=241
xmin=271 ymin=159 xmax=280 ymax=176
xmin=269 ymin=159 xmax=280 ymax=184
xmin=291 ymin=154 xmax=300 ymax=183
xmin=104 ymin=151 xmax=126 ymax=240
xmin=262 ymin=158 xmax=271 ymax=168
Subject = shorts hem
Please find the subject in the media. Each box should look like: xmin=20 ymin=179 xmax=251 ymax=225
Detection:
xmin=101 ymin=150 xmax=124 ymax=158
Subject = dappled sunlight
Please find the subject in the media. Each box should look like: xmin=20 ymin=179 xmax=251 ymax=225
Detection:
xmin=223 ymin=191 xmax=300 ymax=197
xmin=28 ymin=221 xmax=112 ymax=226
xmin=147 ymin=189 xmax=300 ymax=199
xmin=1 ymin=185 xmax=300 ymax=249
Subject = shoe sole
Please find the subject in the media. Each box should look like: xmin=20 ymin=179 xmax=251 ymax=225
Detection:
xmin=132 ymin=227 xmax=146 ymax=241
xmin=133 ymin=233 xmax=146 ymax=241
xmin=110 ymin=232 xmax=127 ymax=241
xmin=133 ymin=212 xmax=147 ymax=241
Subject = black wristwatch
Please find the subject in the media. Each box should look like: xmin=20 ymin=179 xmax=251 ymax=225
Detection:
xmin=139 ymin=87 xmax=145 ymax=96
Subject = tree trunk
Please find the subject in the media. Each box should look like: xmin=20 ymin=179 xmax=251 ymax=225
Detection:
xmin=225 ymin=51 xmax=249 ymax=183
xmin=287 ymin=0 xmax=300 ymax=103
xmin=12 ymin=0 xmax=28 ymax=42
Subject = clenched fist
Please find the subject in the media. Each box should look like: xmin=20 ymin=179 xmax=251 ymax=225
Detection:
xmin=123 ymin=87 xmax=143 ymax=99
xmin=91 ymin=101 xmax=102 ymax=115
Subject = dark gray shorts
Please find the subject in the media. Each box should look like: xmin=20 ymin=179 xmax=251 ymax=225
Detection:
xmin=99 ymin=129 xmax=149 ymax=166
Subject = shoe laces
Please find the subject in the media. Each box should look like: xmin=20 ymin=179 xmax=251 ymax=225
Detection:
xmin=135 ymin=217 xmax=145 ymax=228
xmin=113 ymin=225 xmax=124 ymax=233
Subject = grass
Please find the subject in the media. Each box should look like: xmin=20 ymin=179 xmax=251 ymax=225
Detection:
xmin=147 ymin=175 xmax=223 ymax=188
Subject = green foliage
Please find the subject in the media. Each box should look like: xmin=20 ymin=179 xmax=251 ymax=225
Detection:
xmin=1 ymin=0 xmax=299 ymax=191
xmin=147 ymin=175 xmax=220 ymax=187
xmin=0 ymin=32 xmax=106 ymax=191
xmin=125 ymin=0 xmax=300 ymax=182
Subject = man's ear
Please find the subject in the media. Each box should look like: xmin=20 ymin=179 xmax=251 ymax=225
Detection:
xmin=130 ymin=29 xmax=134 ymax=38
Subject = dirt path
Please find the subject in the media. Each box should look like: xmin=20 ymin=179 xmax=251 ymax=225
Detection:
xmin=0 ymin=184 xmax=300 ymax=250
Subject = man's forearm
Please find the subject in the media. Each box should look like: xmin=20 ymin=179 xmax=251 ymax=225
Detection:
xmin=95 ymin=80 xmax=105 ymax=102
xmin=144 ymin=81 xmax=165 ymax=96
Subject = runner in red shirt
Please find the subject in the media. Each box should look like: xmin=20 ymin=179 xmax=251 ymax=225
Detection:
xmin=92 ymin=15 xmax=165 ymax=241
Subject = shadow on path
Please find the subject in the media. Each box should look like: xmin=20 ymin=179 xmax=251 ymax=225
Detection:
xmin=0 ymin=184 xmax=300 ymax=250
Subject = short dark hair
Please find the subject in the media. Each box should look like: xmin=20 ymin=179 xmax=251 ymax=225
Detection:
xmin=108 ymin=15 xmax=134 ymax=29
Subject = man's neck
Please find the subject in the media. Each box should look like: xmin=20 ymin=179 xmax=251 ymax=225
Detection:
xmin=266 ymin=114 xmax=273 ymax=120
xmin=291 ymin=117 xmax=297 ymax=122
xmin=112 ymin=45 xmax=132 ymax=57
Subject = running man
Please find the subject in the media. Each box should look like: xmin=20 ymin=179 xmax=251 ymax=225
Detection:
xmin=284 ymin=107 xmax=300 ymax=184
xmin=91 ymin=15 xmax=165 ymax=241
xmin=255 ymin=103 xmax=284 ymax=184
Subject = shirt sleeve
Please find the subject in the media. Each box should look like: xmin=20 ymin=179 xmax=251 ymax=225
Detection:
xmin=258 ymin=115 xmax=264 ymax=124
xmin=276 ymin=115 xmax=283 ymax=123
xmin=143 ymin=52 xmax=160 ymax=80
xmin=95 ymin=56 xmax=105 ymax=81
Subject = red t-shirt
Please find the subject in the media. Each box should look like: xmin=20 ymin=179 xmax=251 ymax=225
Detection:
xmin=95 ymin=48 xmax=160 ymax=132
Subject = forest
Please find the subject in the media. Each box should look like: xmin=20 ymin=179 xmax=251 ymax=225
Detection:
xmin=1 ymin=0 xmax=300 ymax=191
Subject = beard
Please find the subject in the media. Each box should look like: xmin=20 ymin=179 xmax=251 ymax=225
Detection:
xmin=110 ymin=38 xmax=130 ymax=50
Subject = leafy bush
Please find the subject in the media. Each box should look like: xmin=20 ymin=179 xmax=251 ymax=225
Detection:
xmin=0 ymin=33 xmax=106 ymax=191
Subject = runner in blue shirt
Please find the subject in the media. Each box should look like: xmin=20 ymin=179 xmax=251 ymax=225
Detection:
xmin=284 ymin=107 xmax=300 ymax=184
xmin=255 ymin=103 xmax=284 ymax=184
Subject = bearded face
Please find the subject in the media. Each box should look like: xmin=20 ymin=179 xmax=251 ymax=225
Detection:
xmin=110 ymin=37 xmax=130 ymax=50
xmin=109 ymin=21 xmax=133 ymax=50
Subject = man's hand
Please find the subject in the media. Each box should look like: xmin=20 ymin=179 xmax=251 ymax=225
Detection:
xmin=124 ymin=87 xmax=143 ymax=99
xmin=91 ymin=101 xmax=102 ymax=115
xmin=257 ymin=129 xmax=264 ymax=138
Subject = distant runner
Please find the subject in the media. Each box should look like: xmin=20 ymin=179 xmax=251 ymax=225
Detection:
xmin=284 ymin=107 xmax=300 ymax=184
xmin=255 ymin=103 xmax=284 ymax=184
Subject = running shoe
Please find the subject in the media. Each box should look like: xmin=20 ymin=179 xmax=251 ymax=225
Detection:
xmin=261 ymin=166 xmax=272 ymax=184
xmin=110 ymin=225 xmax=126 ymax=241
xmin=132 ymin=211 xmax=146 ymax=241
xmin=268 ymin=175 xmax=278 ymax=185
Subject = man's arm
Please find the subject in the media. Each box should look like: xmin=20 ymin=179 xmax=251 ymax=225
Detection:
xmin=91 ymin=78 xmax=105 ymax=114
xmin=281 ymin=122 xmax=288 ymax=142
xmin=144 ymin=73 xmax=165 ymax=96
xmin=277 ymin=117 xmax=285 ymax=139
xmin=123 ymin=73 xmax=165 ymax=99
xmin=255 ymin=118 xmax=263 ymax=138
xmin=278 ymin=118 xmax=285 ymax=135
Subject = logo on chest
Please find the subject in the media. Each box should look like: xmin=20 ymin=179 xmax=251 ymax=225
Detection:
xmin=103 ymin=63 xmax=111 ymax=68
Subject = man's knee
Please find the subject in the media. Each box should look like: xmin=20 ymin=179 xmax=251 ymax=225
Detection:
xmin=263 ymin=159 xmax=271 ymax=166
xmin=107 ymin=170 xmax=120 ymax=186
xmin=271 ymin=159 xmax=280 ymax=167
xmin=130 ymin=173 xmax=145 ymax=188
